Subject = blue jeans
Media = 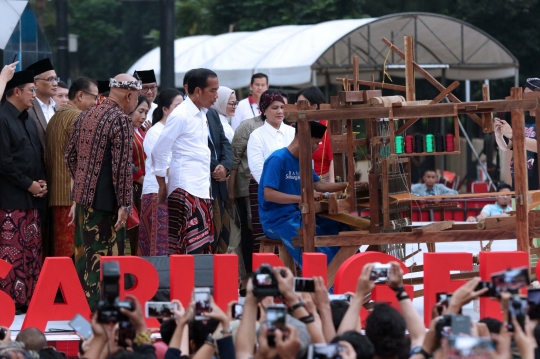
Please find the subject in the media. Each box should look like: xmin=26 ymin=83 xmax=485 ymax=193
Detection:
xmin=265 ymin=214 xmax=347 ymax=268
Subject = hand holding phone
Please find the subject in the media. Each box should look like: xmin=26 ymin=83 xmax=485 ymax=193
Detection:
xmin=194 ymin=288 xmax=212 ymax=320
xmin=68 ymin=314 xmax=93 ymax=340
xmin=294 ymin=277 xmax=315 ymax=293
xmin=145 ymin=301 xmax=178 ymax=319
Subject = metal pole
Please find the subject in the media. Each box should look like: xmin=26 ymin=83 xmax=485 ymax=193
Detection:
xmin=56 ymin=0 xmax=69 ymax=82
xmin=160 ymin=0 xmax=175 ymax=88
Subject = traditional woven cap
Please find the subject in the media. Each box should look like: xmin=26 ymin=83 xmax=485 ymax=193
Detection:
xmin=259 ymin=91 xmax=285 ymax=114
xmin=134 ymin=70 xmax=156 ymax=84
xmin=525 ymin=78 xmax=540 ymax=91
xmin=5 ymin=70 xmax=35 ymax=92
xmin=25 ymin=58 xmax=54 ymax=76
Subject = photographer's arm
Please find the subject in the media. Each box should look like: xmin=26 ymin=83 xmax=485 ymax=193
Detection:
xmin=447 ymin=278 xmax=487 ymax=314
xmin=236 ymin=279 xmax=259 ymax=359
xmin=337 ymin=263 xmax=374 ymax=335
xmin=83 ymin=314 xmax=109 ymax=359
xmin=312 ymin=276 xmax=337 ymax=342
xmin=274 ymin=267 xmax=326 ymax=344
xmin=388 ymin=262 xmax=426 ymax=348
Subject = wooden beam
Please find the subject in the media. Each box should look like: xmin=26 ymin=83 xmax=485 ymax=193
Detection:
xmin=412 ymin=220 xmax=454 ymax=232
xmin=381 ymin=37 xmax=484 ymax=127
xmin=336 ymin=78 xmax=407 ymax=92
xmin=511 ymin=87 xmax=530 ymax=253
xmin=395 ymin=81 xmax=460 ymax=136
xmin=477 ymin=216 xmax=516 ymax=230
xmin=318 ymin=212 xmax=371 ymax=229
xmin=481 ymin=84 xmax=494 ymax=133
xmin=314 ymin=229 xmax=517 ymax=247
xmin=404 ymin=36 xmax=416 ymax=101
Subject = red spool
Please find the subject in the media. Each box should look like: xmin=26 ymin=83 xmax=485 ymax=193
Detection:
xmin=405 ymin=135 xmax=414 ymax=153
xmin=446 ymin=134 xmax=455 ymax=152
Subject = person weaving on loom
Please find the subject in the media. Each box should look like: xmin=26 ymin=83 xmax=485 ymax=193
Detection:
xmin=466 ymin=183 xmax=512 ymax=222
xmin=258 ymin=121 xmax=350 ymax=268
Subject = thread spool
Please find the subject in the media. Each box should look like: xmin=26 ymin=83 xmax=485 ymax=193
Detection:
xmin=395 ymin=136 xmax=404 ymax=154
xmin=435 ymin=133 xmax=445 ymax=152
xmin=446 ymin=134 xmax=455 ymax=152
xmin=405 ymin=135 xmax=414 ymax=153
xmin=414 ymin=134 xmax=424 ymax=153
xmin=426 ymin=134 xmax=434 ymax=153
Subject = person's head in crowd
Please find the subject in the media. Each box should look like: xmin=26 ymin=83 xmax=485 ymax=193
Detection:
xmin=478 ymin=317 xmax=502 ymax=335
xmin=496 ymin=183 xmax=512 ymax=208
xmin=259 ymin=89 xmax=285 ymax=128
xmin=159 ymin=318 xmax=177 ymax=345
xmin=250 ymin=73 xmax=268 ymax=101
xmin=331 ymin=331 xmax=375 ymax=359
xmin=15 ymin=328 xmax=47 ymax=352
xmin=153 ymin=341 xmax=168 ymax=359
xmin=108 ymin=351 xmax=146 ymax=359
xmin=25 ymin=58 xmax=57 ymax=103
xmin=107 ymin=73 xmax=141 ymax=115
xmin=296 ymin=86 xmax=326 ymax=108
xmin=293 ymin=120 xmax=327 ymax=153
xmin=53 ymin=81 xmax=69 ymax=107
xmin=37 ymin=347 xmax=64 ymax=359
xmin=189 ymin=319 xmax=220 ymax=353
xmin=152 ymin=88 xmax=183 ymax=125
xmin=524 ymin=78 xmax=540 ymax=93
xmin=185 ymin=68 xmax=218 ymax=110
xmin=365 ymin=303 xmax=408 ymax=359
xmin=4 ymin=70 xmax=36 ymax=111
xmin=68 ymin=77 xmax=98 ymax=112
xmin=129 ymin=95 xmax=150 ymax=129
xmin=422 ymin=169 xmax=438 ymax=189
xmin=134 ymin=70 xmax=158 ymax=104
xmin=277 ymin=90 xmax=289 ymax=104
xmin=330 ymin=300 xmax=350 ymax=331
xmin=0 ymin=347 xmax=32 ymax=359
xmin=212 ymin=86 xmax=236 ymax=118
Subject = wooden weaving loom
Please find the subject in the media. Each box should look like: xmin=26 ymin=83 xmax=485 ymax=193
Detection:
xmin=283 ymin=36 xmax=540 ymax=289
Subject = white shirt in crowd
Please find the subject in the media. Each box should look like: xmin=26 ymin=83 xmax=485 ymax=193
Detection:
xmin=150 ymin=96 xmax=211 ymax=199
xmin=142 ymin=122 xmax=168 ymax=196
xmin=231 ymin=96 xmax=259 ymax=131
xmin=219 ymin=114 xmax=235 ymax=144
xmin=247 ymin=121 xmax=295 ymax=183
xmin=146 ymin=102 xmax=158 ymax=123
xmin=36 ymin=97 xmax=56 ymax=123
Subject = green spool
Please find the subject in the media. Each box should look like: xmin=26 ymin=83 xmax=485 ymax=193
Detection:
xmin=395 ymin=136 xmax=404 ymax=154
xmin=426 ymin=134 xmax=434 ymax=153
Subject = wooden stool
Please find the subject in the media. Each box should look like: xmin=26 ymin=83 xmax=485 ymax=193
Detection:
xmin=258 ymin=236 xmax=297 ymax=275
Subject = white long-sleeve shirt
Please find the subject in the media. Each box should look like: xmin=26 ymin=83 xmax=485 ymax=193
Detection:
xmin=150 ymin=97 xmax=211 ymax=199
xmin=231 ymin=96 xmax=259 ymax=131
xmin=142 ymin=121 xmax=167 ymax=196
xmin=247 ymin=121 xmax=295 ymax=183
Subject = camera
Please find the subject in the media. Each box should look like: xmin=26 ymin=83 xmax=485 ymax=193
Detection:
xmin=308 ymin=344 xmax=343 ymax=359
xmin=507 ymin=295 xmax=526 ymax=332
xmin=491 ymin=267 xmax=529 ymax=295
xmin=370 ymin=263 xmax=391 ymax=283
xmin=252 ymin=264 xmax=281 ymax=297
xmin=448 ymin=336 xmax=494 ymax=358
xmin=96 ymin=261 xmax=134 ymax=324
xmin=194 ymin=287 xmax=212 ymax=320
xmin=435 ymin=314 xmax=471 ymax=340
xmin=265 ymin=305 xmax=287 ymax=347
xmin=294 ymin=277 xmax=315 ymax=293
xmin=528 ymin=289 xmax=540 ymax=320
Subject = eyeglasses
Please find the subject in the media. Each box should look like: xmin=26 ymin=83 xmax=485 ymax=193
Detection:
xmin=227 ymin=101 xmax=239 ymax=107
xmin=140 ymin=85 xmax=158 ymax=93
xmin=81 ymin=91 xmax=99 ymax=101
xmin=35 ymin=77 xmax=60 ymax=83
xmin=17 ymin=86 xmax=36 ymax=94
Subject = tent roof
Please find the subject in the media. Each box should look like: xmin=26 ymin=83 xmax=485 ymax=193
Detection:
xmin=128 ymin=12 xmax=518 ymax=88
xmin=0 ymin=0 xmax=28 ymax=49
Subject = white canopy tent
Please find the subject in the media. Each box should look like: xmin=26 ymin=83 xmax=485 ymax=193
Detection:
xmin=0 ymin=0 xmax=28 ymax=50
xmin=128 ymin=12 xmax=518 ymax=89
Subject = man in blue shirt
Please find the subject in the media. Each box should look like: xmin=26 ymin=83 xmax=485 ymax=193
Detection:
xmin=466 ymin=183 xmax=512 ymax=222
xmin=411 ymin=169 xmax=458 ymax=197
xmin=258 ymin=121 xmax=349 ymax=267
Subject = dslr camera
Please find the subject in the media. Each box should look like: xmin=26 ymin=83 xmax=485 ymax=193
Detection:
xmin=435 ymin=314 xmax=471 ymax=340
xmin=252 ymin=264 xmax=282 ymax=297
xmin=97 ymin=261 xmax=134 ymax=323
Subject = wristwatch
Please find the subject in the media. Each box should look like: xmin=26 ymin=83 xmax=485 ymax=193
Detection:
xmin=221 ymin=327 xmax=233 ymax=335
xmin=410 ymin=346 xmax=431 ymax=359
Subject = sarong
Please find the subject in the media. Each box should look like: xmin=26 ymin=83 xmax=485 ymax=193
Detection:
xmin=0 ymin=209 xmax=42 ymax=307
xmin=168 ymin=188 xmax=214 ymax=254
xmin=74 ymin=204 xmax=125 ymax=308
xmin=138 ymin=193 xmax=169 ymax=256
xmin=212 ymin=195 xmax=230 ymax=254
xmin=52 ymin=206 xmax=75 ymax=257
xmin=248 ymin=178 xmax=263 ymax=253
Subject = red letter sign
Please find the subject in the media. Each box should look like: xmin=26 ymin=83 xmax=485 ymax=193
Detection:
xmin=0 ymin=259 xmax=16 ymax=327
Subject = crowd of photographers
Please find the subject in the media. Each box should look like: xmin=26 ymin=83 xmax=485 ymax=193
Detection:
xmin=0 ymin=261 xmax=539 ymax=359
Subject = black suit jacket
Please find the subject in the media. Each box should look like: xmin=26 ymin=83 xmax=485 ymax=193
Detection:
xmin=207 ymin=108 xmax=233 ymax=201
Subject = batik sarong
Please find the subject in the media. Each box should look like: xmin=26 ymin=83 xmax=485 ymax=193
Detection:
xmin=168 ymin=188 xmax=214 ymax=254
xmin=52 ymin=206 xmax=75 ymax=257
xmin=138 ymin=193 xmax=169 ymax=256
xmin=0 ymin=209 xmax=42 ymax=307
xmin=74 ymin=204 xmax=125 ymax=309
xmin=248 ymin=178 xmax=263 ymax=253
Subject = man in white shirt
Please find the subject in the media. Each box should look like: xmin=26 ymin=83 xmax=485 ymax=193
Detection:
xmin=231 ymin=73 xmax=268 ymax=131
xmin=25 ymin=58 xmax=58 ymax=148
xmin=466 ymin=184 xmax=513 ymax=222
xmin=151 ymin=68 xmax=219 ymax=254
xmin=134 ymin=69 xmax=158 ymax=130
